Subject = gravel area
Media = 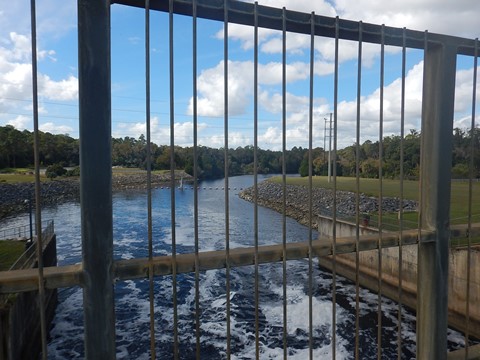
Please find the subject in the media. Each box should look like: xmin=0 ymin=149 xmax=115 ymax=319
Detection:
xmin=238 ymin=181 xmax=417 ymax=229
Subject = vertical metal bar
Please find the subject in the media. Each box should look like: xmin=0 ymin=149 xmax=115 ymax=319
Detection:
xmin=253 ymin=2 xmax=260 ymax=359
xmin=223 ymin=1 xmax=231 ymax=358
xmin=417 ymin=33 xmax=457 ymax=360
xmin=307 ymin=11 xmax=315 ymax=360
xmin=397 ymin=27 xmax=407 ymax=360
xmin=78 ymin=0 xmax=115 ymax=358
xmin=331 ymin=16 xmax=339 ymax=360
xmin=328 ymin=112 xmax=332 ymax=183
xmin=30 ymin=0 xmax=47 ymax=358
xmin=192 ymin=1 xmax=201 ymax=358
xmin=377 ymin=24 xmax=385 ymax=360
xmin=465 ymin=38 xmax=478 ymax=359
xmin=281 ymin=7 xmax=288 ymax=359
xmin=144 ymin=1 xmax=156 ymax=358
xmin=168 ymin=0 xmax=179 ymax=357
xmin=354 ymin=21 xmax=363 ymax=360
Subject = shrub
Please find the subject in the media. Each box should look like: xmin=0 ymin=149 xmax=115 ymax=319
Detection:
xmin=45 ymin=163 xmax=67 ymax=179
xmin=66 ymin=166 xmax=80 ymax=177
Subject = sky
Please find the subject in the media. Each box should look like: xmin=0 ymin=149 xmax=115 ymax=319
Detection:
xmin=0 ymin=0 xmax=479 ymax=150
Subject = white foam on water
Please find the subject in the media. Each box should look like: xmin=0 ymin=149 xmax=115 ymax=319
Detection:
xmin=229 ymin=342 xmax=350 ymax=360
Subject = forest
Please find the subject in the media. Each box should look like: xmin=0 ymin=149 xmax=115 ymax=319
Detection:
xmin=0 ymin=125 xmax=478 ymax=179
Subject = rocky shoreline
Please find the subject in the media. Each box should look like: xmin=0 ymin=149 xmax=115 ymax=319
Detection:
xmin=238 ymin=181 xmax=417 ymax=229
xmin=0 ymin=171 xmax=192 ymax=219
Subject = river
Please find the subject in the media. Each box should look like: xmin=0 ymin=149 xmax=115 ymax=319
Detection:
xmin=0 ymin=175 xmax=465 ymax=359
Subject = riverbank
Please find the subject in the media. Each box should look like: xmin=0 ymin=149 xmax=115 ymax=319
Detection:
xmin=238 ymin=180 xmax=417 ymax=229
xmin=0 ymin=171 xmax=192 ymax=219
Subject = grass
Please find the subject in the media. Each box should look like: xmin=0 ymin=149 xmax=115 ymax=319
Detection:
xmin=0 ymin=240 xmax=26 ymax=271
xmin=271 ymin=176 xmax=480 ymax=227
xmin=0 ymin=173 xmax=46 ymax=183
xmin=0 ymin=167 xmax=171 ymax=182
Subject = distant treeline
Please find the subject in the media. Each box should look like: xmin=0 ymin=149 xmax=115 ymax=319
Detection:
xmin=1 ymin=125 xmax=478 ymax=179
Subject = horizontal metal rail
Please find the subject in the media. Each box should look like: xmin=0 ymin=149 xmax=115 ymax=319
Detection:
xmin=3 ymin=223 xmax=480 ymax=295
xmin=112 ymin=0 xmax=478 ymax=55
xmin=0 ymin=228 xmax=437 ymax=293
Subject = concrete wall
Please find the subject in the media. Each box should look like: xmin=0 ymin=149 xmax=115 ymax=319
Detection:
xmin=0 ymin=234 xmax=57 ymax=360
xmin=317 ymin=215 xmax=480 ymax=339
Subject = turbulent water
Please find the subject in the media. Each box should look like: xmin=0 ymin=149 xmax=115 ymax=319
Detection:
xmin=0 ymin=175 xmax=465 ymax=359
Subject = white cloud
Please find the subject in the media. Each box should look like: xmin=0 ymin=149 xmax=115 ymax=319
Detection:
xmin=117 ymin=117 xmax=209 ymax=147
xmin=40 ymin=74 xmax=78 ymax=101
xmin=187 ymin=60 xmax=253 ymax=117
xmin=335 ymin=0 xmax=480 ymax=39
xmin=238 ymin=0 xmax=480 ymax=40
xmin=255 ymin=60 xmax=479 ymax=150
xmin=201 ymin=131 xmax=251 ymax=149
xmin=224 ymin=0 xmax=479 ymax=77
xmin=188 ymin=59 xmax=329 ymax=117
xmin=40 ymin=122 xmax=73 ymax=134
xmin=7 ymin=115 xmax=30 ymax=129
xmin=255 ymin=61 xmax=425 ymax=149
xmin=0 ymin=1 xmax=76 ymax=43
xmin=0 ymin=32 xmax=78 ymax=115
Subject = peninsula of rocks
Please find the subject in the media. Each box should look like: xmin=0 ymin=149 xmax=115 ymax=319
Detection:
xmin=238 ymin=180 xmax=417 ymax=229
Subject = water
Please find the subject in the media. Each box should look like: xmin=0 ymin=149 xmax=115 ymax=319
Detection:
xmin=0 ymin=175 xmax=465 ymax=359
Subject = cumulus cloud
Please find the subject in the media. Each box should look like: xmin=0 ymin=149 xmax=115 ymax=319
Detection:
xmin=224 ymin=0 xmax=479 ymax=75
xmin=187 ymin=59 xmax=333 ymax=117
xmin=0 ymin=1 xmax=76 ymax=42
xmin=116 ymin=117 xmax=209 ymax=147
xmin=7 ymin=115 xmax=30 ymax=130
xmin=335 ymin=0 xmax=480 ymax=39
xmin=0 ymin=32 xmax=78 ymax=118
xmin=238 ymin=0 xmax=480 ymax=39
xmin=40 ymin=122 xmax=73 ymax=134
xmin=255 ymin=60 xmax=479 ymax=150
xmin=203 ymin=131 xmax=252 ymax=149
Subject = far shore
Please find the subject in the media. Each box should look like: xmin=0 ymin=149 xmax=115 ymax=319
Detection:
xmin=0 ymin=171 xmax=192 ymax=220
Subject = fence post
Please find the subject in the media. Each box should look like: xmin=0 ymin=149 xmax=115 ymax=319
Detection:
xmin=417 ymin=38 xmax=457 ymax=359
xmin=78 ymin=0 xmax=115 ymax=358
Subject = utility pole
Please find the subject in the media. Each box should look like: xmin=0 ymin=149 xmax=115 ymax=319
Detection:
xmin=323 ymin=119 xmax=327 ymax=163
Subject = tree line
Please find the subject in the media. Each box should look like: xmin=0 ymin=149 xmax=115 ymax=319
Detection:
xmin=0 ymin=125 xmax=478 ymax=179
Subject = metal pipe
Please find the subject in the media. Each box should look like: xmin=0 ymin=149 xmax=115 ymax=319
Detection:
xmin=144 ymin=0 xmax=156 ymax=357
xmin=223 ymin=1 xmax=232 ymax=357
xmin=30 ymin=0 xmax=47 ymax=357
xmin=253 ymin=2 xmax=260 ymax=358
xmin=417 ymin=33 xmax=457 ymax=360
xmin=354 ymin=21 xmax=363 ymax=360
xmin=0 ymin=228 xmax=440 ymax=294
xmin=328 ymin=112 xmax=332 ymax=183
xmin=78 ymin=0 xmax=115 ymax=358
xmin=168 ymin=0 xmax=179 ymax=357
xmin=331 ymin=17 xmax=339 ymax=360
xmin=397 ymin=26 xmax=407 ymax=360
xmin=377 ymin=24 xmax=385 ymax=359
xmin=192 ymin=1 xmax=201 ymax=357
xmin=308 ymin=11 xmax=315 ymax=359
xmin=281 ymin=8 xmax=288 ymax=358
xmin=113 ymin=0 xmax=478 ymax=56
xmin=465 ymin=38 xmax=478 ymax=358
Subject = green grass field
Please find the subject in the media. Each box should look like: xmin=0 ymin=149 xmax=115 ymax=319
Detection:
xmin=0 ymin=241 xmax=26 ymax=271
xmin=271 ymin=176 xmax=480 ymax=227
xmin=0 ymin=173 xmax=46 ymax=184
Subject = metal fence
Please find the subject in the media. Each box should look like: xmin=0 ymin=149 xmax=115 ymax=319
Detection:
xmin=0 ymin=220 xmax=52 ymax=241
xmin=0 ymin=0 xmax=479 ymax=359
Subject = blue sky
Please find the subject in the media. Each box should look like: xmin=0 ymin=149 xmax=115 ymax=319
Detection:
xmin=0 ymin=0 xmax=479 ymax=150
